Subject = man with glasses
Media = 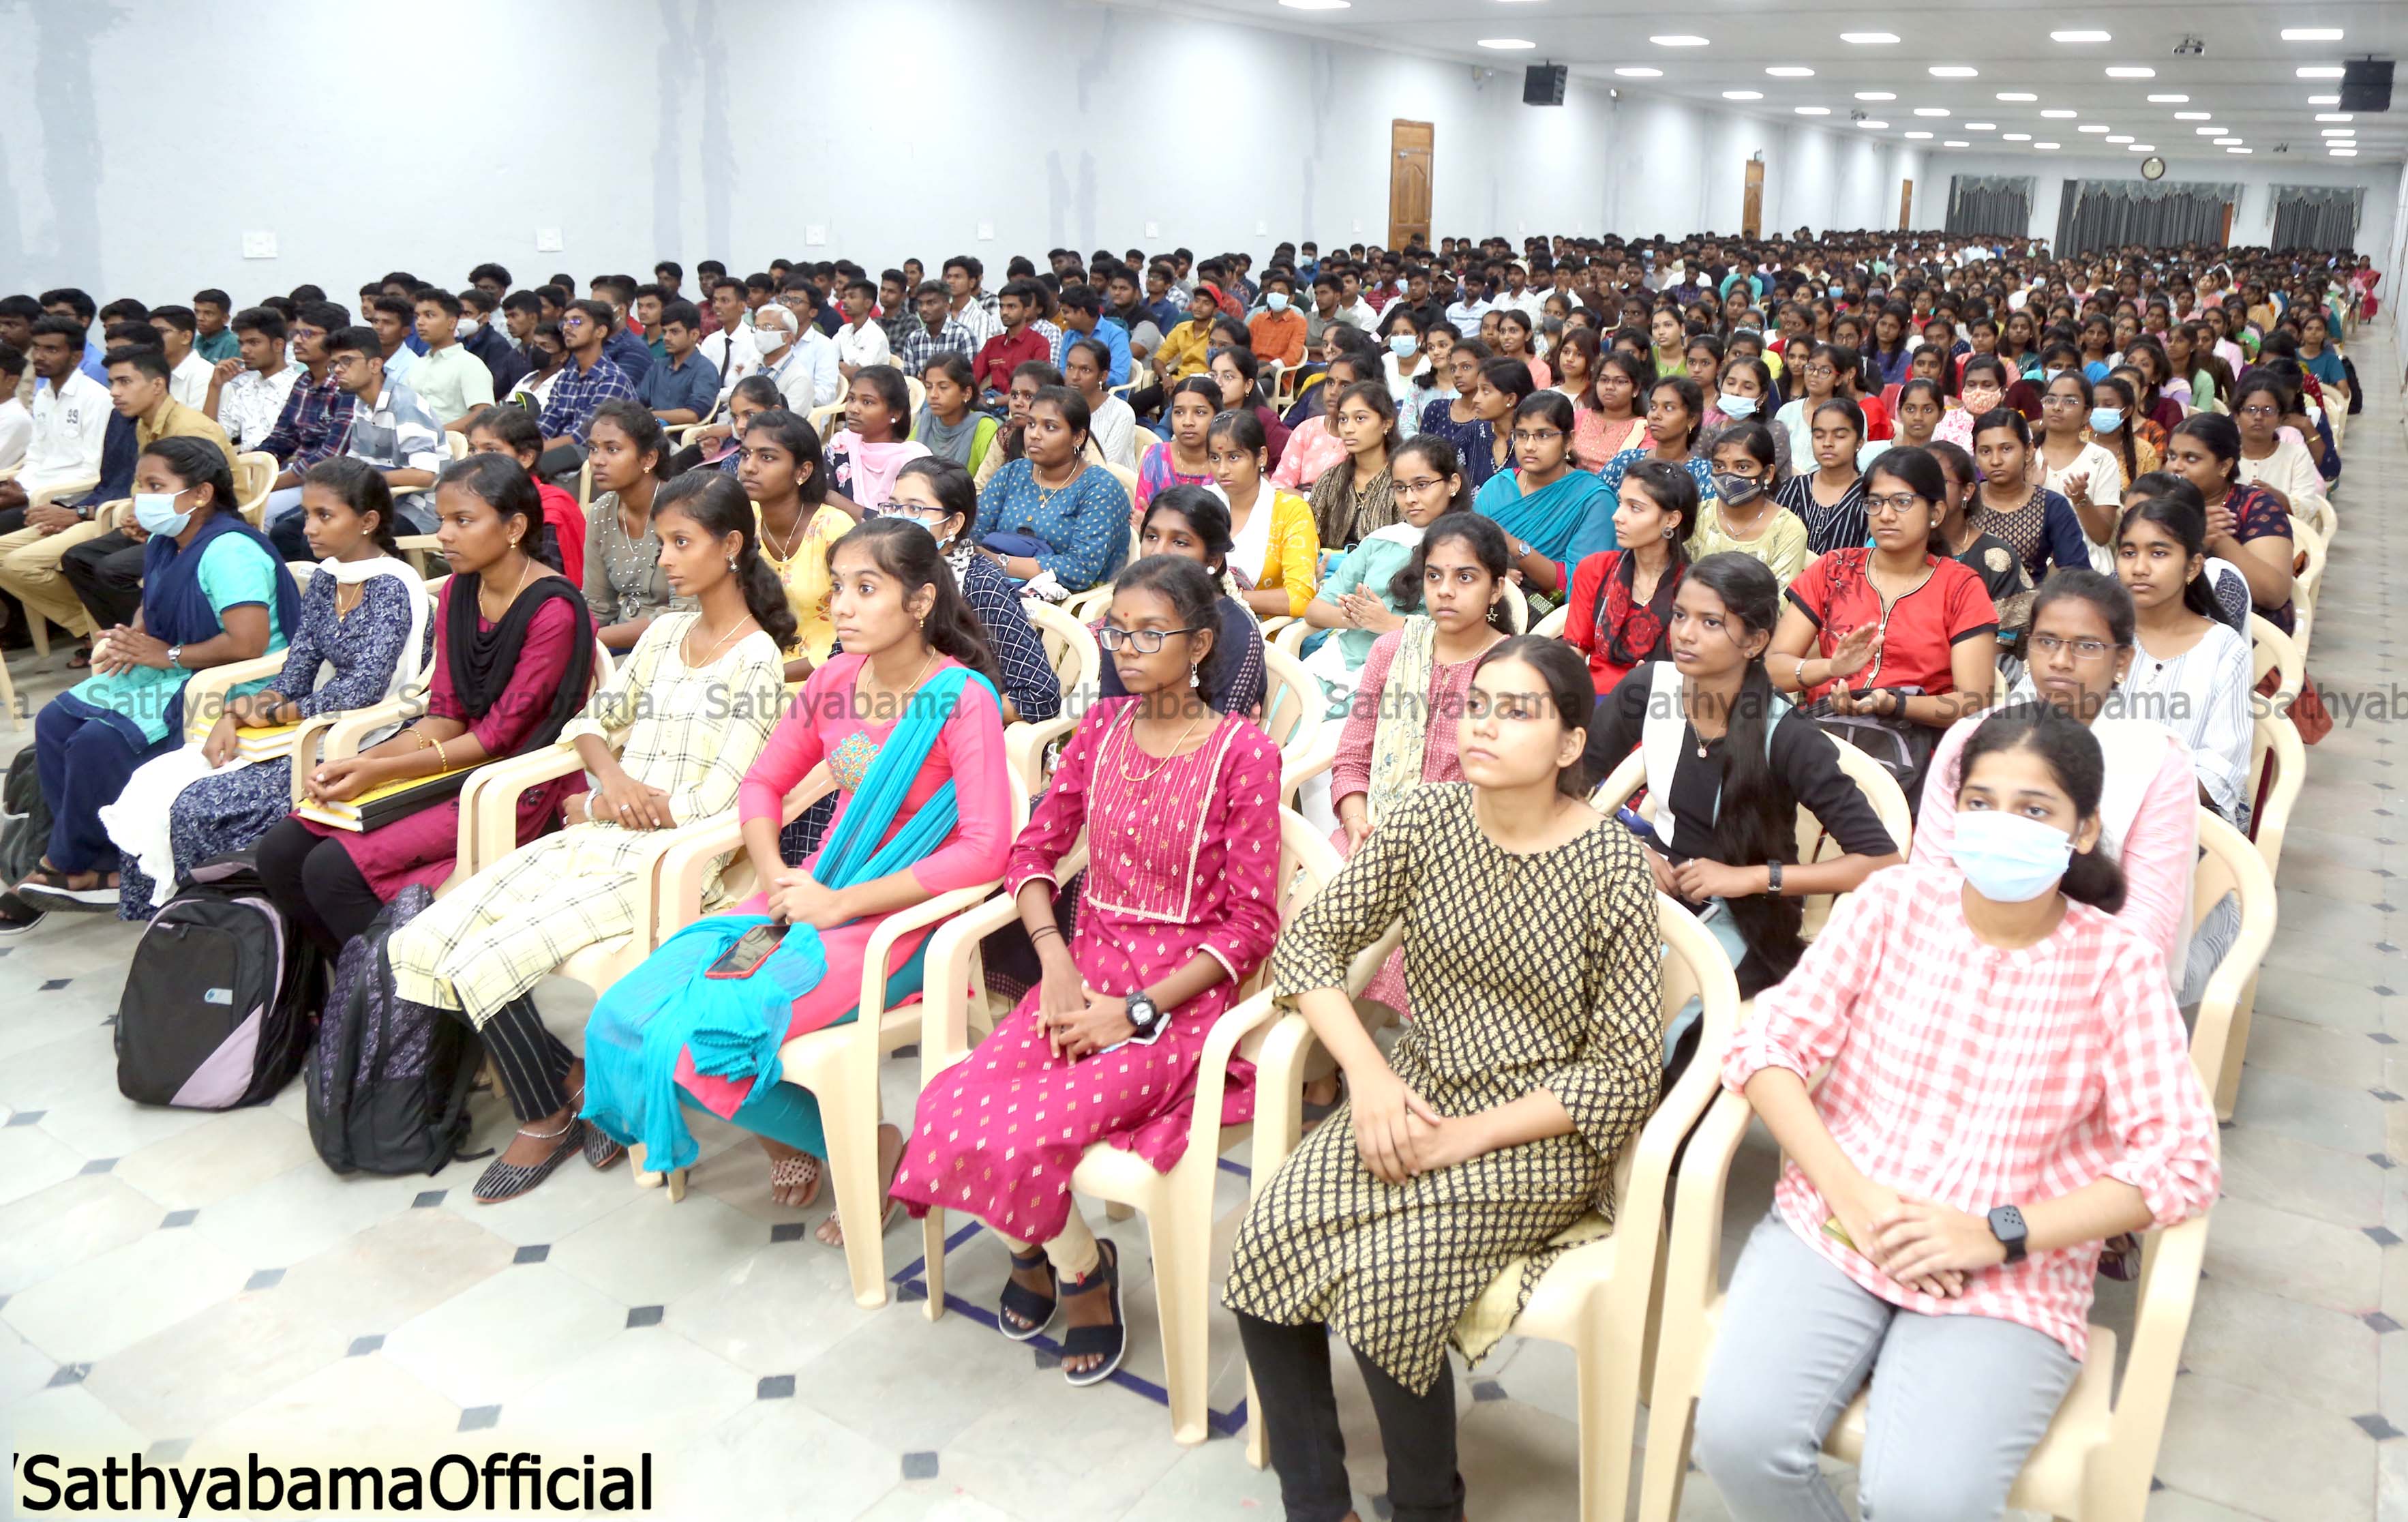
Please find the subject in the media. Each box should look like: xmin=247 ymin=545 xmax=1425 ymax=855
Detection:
xmin=256 ymin=301 xmax=362 ymax=523
xmin=772 ymin=277 xmax=843 ymax=408
xmin=537 ymin=299 xmax=640 ymax=478
xmin=264 ymin=326 xmax=444 ymax=559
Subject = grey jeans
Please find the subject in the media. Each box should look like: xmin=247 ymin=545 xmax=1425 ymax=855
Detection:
xmin=1693 ymin=1210 xmax=2077 ymax=1522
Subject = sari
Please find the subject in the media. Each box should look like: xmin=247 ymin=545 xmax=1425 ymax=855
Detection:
xmin=1474 ymin=466 xmax=1616 ymax=568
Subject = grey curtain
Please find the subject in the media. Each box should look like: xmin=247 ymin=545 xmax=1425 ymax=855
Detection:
xmin=2056 ymin=179 xmax=2238 ymax=255
xmin=1946 ymin=175 xmax=2034 ymax=237
xmin=2270 ymin=185 xmax=2364 ymax=252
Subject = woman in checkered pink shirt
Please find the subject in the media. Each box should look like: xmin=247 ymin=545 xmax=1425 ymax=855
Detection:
xmin=1694 ymin=703 xmax=2218 ymax=1522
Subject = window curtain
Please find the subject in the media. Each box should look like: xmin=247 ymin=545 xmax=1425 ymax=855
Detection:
xmin=2270 ymin=185 xmax=2364 ymax=252
xmin=1946 ymin=175 xmax=2034 ymax=237
xmin=2056 ymin=179 xmax=2238 ymax=256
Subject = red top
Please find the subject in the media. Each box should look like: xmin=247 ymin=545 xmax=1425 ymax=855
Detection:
xmin=972 ymin=327 xmax=1055 ymax=398
xmin=1564 ymin=550 xmax=1682 ymax=697
xmin=1782 ymin=550 xmax=1996 ymax=702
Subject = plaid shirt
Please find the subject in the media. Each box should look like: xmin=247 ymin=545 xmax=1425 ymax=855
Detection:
xmin=1726 ymin=864 xmax=2220 ymax=1360
xmin=538 ymin=353 xmax=639 ymax=448
xmin=892 ymin=316 xmax=978 ymax=376
xmin=259 ymin=370 xmax=357 ymax=470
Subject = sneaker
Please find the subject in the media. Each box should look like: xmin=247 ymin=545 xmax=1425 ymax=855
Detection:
xmin=0 ymin=895 xmax=46 ymax=935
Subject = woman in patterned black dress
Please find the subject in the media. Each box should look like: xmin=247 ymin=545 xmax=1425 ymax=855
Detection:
xmin=1224 ymin=636 xmax=1663 ymax=1522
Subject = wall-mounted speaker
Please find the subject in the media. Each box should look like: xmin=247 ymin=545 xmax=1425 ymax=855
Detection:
xmin=2340 ymin=60 xmax=2392 ymax=113
xmin=1523 ymin=64 xmax=1567 ymax=106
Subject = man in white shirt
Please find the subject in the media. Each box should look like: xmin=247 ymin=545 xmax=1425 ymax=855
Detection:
xmin=772 ymin=287 xmax=843 ymax=408
xmin=833 ymin=276 xmax=891 ymax=378
xmin=749 ymin=306 xmax=819 ymax=413
xmin=204 ymin=305 xmax=301 ymax=452
xmin=699 ymin=278 xmax=761 ymax=398
xmin=0 ymin=318 xmax=111 ymax=518
xmin=1446 ymin=270 xmax=1498 ymax=338
xmin=1335 ymin=269 xmax=1380 ymax=331
xmin=148 ymin=307 xmax=216 ymax=411
xmin=0 ymin=344 xmax=29 ymax=473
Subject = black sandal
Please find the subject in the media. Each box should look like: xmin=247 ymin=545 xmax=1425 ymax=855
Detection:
xmin=997 ymin=1245 xmax=1059 ymax=1341
xmin=1301 ymin=1073 xmax=1347 ymax=1129
xmin=473 ymin=1120 xmax=585 ymax=1203
xmin=1059 ymin=1240 xmax=1126 ymax=1387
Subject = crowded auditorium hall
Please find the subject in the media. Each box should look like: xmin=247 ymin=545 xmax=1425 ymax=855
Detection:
xmin=1 ymin=0 xmax=2403 ymax=1517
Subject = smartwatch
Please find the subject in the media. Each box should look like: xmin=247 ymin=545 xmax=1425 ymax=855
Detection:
xmin=1125 ymin=990 xmax=1168 ymax=1045
xmin=1764 ymin=861 xmax=1784 ymax=897
xmin=1986 ymin=1204 xmax=2029 ymax=1264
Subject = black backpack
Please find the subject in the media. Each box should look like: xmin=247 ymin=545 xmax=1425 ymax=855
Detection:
xmin=0 ymin=747 xmax=51 ymax=923
xmin=115 ymin=854 xmax=320 ymax=1110
xmin=304 ymin=884 xmax=480 ymax=1176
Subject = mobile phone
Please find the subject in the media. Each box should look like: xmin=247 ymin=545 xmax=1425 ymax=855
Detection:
xmin=706 ymin=923 xmax=789 ymax=980
xmin=1614 ymin=805 xmax=1659 ymax=845
xmin=1822 ymin=1216 xmax=1857 ymax=1251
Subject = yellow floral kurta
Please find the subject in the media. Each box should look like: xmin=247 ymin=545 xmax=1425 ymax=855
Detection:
xmin=387 ymin=614 xmax=787 ymax=1024
xmin=759 ymin=503 xmax=856 ymax=664
xmin=1235 ymin=488 xmax=1323 ymax=615
xmin=1223 ymin=784 xmax=1663 ymax=1392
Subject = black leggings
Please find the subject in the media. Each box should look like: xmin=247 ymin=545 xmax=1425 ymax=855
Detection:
xmin=1235 ymin=1311 xmax=1464 ymax=1522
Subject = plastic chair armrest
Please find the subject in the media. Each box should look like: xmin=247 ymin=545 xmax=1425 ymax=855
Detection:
xmin=179 ymin=652 xmax=292 ymax=742
xmin=462 ymin=743 xmax=589 ymax=874
xmin=1005 ymin=715 xmax=1077 ymax=797
xmin=2095 ymin=1213 xmax=2210 ymax=1493
xmin=1185 ymin=990 xmax=1286 ymax=1168
xmin=654 ymin=769 xmax=834 ymax=940
xmin=1281 ymin=726 xmax=1340 ymax=809
xmin=917 ymin=893 xmax=1027 ymax=1086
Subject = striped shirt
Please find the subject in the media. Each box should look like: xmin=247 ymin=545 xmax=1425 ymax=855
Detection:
xmin=2113 ymin=620 xmax=2254 ymax=821
xmin=1726 ymin=864 xmax=2220 ymax=1360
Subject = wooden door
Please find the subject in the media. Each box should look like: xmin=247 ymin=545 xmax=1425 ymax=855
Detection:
xmin=1742 ymin=160 xmax=1764 ymax=238
xmin=2220 ymin=201 xmax=2235 ymax=246
xmin=1389 ymin=121 xmax=1433 ymax=250
xmin=1898 ymin=179 xmax=1914 ymax=230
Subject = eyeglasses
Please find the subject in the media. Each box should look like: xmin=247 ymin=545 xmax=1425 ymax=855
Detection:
xmin=2027 ymin=633 xmax=2120 ymax=661
xmin=2238 ymin=404 xmax=2281 ymax=419
xmin=1803 ymin=363 xmax=1835 ymax=378
xmin=1864 ymin=492 xmax=1927 ymax=516
xmin=1509 ymin=429 xmax=1565 ymax=446
xmin=1098 ymin=625 xmax=1207 ymax=654
xmin=560 ymin=316 xmax=590 ymax=331
xmin=1394 ymin=477 xmax=1448 ymax=494
xmin=2039 ymin=394 xmax=2083 ymax=408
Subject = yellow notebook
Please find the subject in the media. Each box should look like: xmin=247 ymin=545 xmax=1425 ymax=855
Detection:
xmin=296 ymin=762 xmax=485 ymax=833
xmin=234 ymin=721 xmax=303 ymax=762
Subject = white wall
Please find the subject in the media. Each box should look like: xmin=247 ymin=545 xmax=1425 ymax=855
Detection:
xmin=1925 ymin=153 xmax=2403 ymax=261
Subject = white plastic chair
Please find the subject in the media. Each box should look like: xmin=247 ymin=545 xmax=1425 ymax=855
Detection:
xmin=1002 ymin=600 xmax=1101 ymax=797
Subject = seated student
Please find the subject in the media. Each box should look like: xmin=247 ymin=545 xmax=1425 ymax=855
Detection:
xmin=1458 ymin=353 xmax=1537 ymax=488
xmin=1692 ymin=421 xmax=1808 ymax=588
xmin=973 ymin=384 xmax=1131 ymax=594
xmin=1771 ymin=341 xmax=1864 ymax=466
xmin=1970 ymin=406 xmax=2094 ymax=589
xmin=822 ymin=365 xmax=929 ymax=515
xmin=698 ymin=277 xmax=763 ymax=387
xmin=1226 ymin=636 xmax=1662 ymax=1522
xmin=911 ymin=351 xmax=1000 ymax=477
xmin=1478 ymin=389 xmax=1612 ymax=597
xmin=1051 ymin=284 xmax=1131 ymax=389
xmin=2033 ymin=370 xmax=2124 ymax=563
xmin=0 ymin=342 xmax=26 ymax=473
xmin=405 ymin=288 xmax=497 ymax=432
xmin=1269 ymin=352 xmax=1374 ymax=494
xmin=190 ymin=289 xmax=239 ymax=364
xmin=973 ymin=361 xmax=1107 ymax=490
xmin=1248 ymin=271 xmax=1308 ymax=367
xmin=146 ymin=305 xmax=216 ymax=411
xmin=1927 ymin=438 xmax=2034 ymax=636
xmin=462 ymin=404 xmax=587 ymax=584
xmin=1696 ymin=701 xmax=2219 ymax=1522
xmin=204 ymin=305 xmax=301 ymax=453
xmin=2163 ymin=412 xmax=2295 ymax=633
xmin=12 ymin=440 xmax=293 ymax=920
xmin=456 ymin=286 xmax=530 ymax=396
xmin=669 ymin=372 xmax=781 ymax=478
xmin=1098 ymin=488 xmax=1269 ymax=718
xmin=0 ymin=317 xmax=109 ymax=526
xmin=970 ymin=279 xmax=1053 ymax=405
xmin=1205 ymin=408 xmax=1319 ymax=618
xmin=831 ymin=276 xmax=892 ymax=378
xmin=1914 ymin=571 xmax=2198 ymax=981
xmin=365 ymin=294 xmax=420 ymax=387
xmin=537 ymin=299 xmax=642 ymax=479
xmin=2111 ymin=493 xmax=2253 ymax=826
xmin=507 ymin=320 xmax=571 ymax=414
xmin=581 ymin=518 xmax=1010 ymax=1237
xmin=579 ymin=400 xmax=693 ymax=653
xmin=1207 ymin=344 xmax=1293 ymax=471
xmin=1064 ymin=337 xmax=1137 ymax=470
xmin=734 ymin=408 xmax=854 ymax=678
xmin=255 ymin=456 xmax=597 ymax=956
xmin=108 ymin=458 xmax=430 ymax=919
xmin=1584 ymin=550 xmax=1900 ymax=1006
xmin=637 ymin=299 xmax=720 ymax=428
xmin=1137 ymin=376 xmax=1222 ymax=512
xmin=2229 ymin=367 xmax=2329 ymax=526
xmin=1566 ymin=458 xmax=1700 ymax=696
xmin=389 ymin=473 xmax=789 ymax=1202
xmin=877 ymin=456 xmax=1060 ymax=723
xmin=1771 ymin=446 xmax=1999 ymax=797
xmin=891 ymin=554 xmax=1281 ymax=1381
xmin=1772 ymin=396 xmax=1871 ymax=557
xmin=273 ymin=325 xmax=445 ymax=561
xmin=1300 ymin=434 xmax=1468 ymax=712
xmin=1305 ymin=380 xmax=1400 ymax=552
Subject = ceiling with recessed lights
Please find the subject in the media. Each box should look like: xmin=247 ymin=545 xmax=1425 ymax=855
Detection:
xmin=1158 ymin=0 xmax=2402 ymax=164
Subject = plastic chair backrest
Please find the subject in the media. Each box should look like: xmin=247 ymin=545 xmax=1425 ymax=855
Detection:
xmin=906 ymin=376 xmax=927 ymax=416
xmin=2293 ymin=524 xmax=2328 ymax=610
xmin=575 ymin=460 xmax=595 ymax=508
xmin=1611 ymin=897 xmax=1740 ymax=1201
xmin=2248 ymin=614 xmax=2302 ymax=710
xmin=808 ymin=400 xmax=847 ymax=440
xmin=1498 ymin=577 xmax=1529 ymax=635
xmin=233 ymin=452 xmax=276 ymax=525
xmin=2190 ymin=807 xmax=2278 ymax=1093
xmin=2248 ymin=711 xmax=2304 ymax=878
xmin=1102 ymin=462 xmax=1141 ymax=500
xmin=1023 ymin=599 xmax=1100 ymax=703
xmin=445 ymin=432 xmax=470 ymax=461
xmin=1257 ymin=642 xmax=1323 ymax=756
xmin=1246 ymin=811 xmax=1344 ymax=1000
xmin=1531 ymin=603 xmax=1570 ymax=639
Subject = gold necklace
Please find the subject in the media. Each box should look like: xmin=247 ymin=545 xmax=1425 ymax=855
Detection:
xmin=683 ymin=612 xmax=756 ymax=667
xmin=863 ymin=645 xmax=939 ymax=718
xmin=479 ymin=553 xmax=536 ymax=623
xmin=759 ymin=503 xmax=806 ymax=563
xmin=1119 ymin=704 xmax=1210 ymax=783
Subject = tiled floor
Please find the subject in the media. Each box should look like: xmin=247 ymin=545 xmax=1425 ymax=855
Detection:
xmin=0 ymin=329 xmax=2398 ymax=1521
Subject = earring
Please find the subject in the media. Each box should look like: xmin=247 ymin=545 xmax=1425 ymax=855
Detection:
xmin=727 ymin=556 xmax=737 ymax=572
xmin=1663 ymin=526 xmax=1676 ymax=541
xmin=1190 ymin=663 xmax=1202 ymax=687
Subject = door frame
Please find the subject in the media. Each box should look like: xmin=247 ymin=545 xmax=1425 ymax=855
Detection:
xmin=1388 ymin=119 xmax=1434 ymax=250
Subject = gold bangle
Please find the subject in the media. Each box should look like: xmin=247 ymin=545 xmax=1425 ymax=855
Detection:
xmin=432 ymin=738 xmax=450 ymax=773
xmin=408 ymin=728 xmax=434 ymax=751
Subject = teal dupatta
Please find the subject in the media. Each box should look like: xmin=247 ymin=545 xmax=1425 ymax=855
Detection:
xmin=1474 ymin=467 xmax=1617 ymax=567
xmin=582 ymin=665 xmax=991 ymax=1172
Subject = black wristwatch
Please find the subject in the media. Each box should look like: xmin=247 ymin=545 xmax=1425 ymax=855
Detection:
xmin=1125 ymin=991 xmax=1168 ymax=1045
xmin=1765 ymin=860 xmax=1784 ymax=897
xmin=1987 ymin=1204 xmax=2029 ymax=1264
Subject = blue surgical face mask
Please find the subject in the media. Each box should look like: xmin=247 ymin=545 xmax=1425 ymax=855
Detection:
xmin=1953 ymin=809 xmax=2074 ymax=903
xmin=1389 ymin=333 xmax=1418 ymax=358
xmin=1717 ymin=391 xmax=1760 ymax=419
xmin=1828 ymin=284 xmax=1846 ymax=299
xmin=133 ymin=489 xmax=193 ymax=538
xmin=1264 ymin=290 xmax=1291 ymax=314
xmin=2088 ymin=406 xmax=2122 ymax=434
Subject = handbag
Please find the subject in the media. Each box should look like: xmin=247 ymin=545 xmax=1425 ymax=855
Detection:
xmin=1804 ymin=689 xmax=1938 ymax=815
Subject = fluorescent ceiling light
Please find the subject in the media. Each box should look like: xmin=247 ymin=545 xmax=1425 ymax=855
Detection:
xmin=1650 ymin=34 xmax=1708 ymax=46
xmin=2051 ymin=30 xmax=2111 ymax=42
xmin=2042 ymin=108 xmax=2078 ymax=118
xmin=1795 ymin=105 xmax=1830 ymax=115
xmin=2035 ymin=142 xmax=2060 ymax=149
xmin=1840 ymin=31 xmax=1899 ymax=44
xmin=1944 ymin=139 xmax=1969 ymax=147
xmin=2105 ymin=67 xmax=2154 ymax=78
xmin=1767 ymin=66 xmax=1814 ymax=77
xmin=1966 ymin=121 xmax=1997 ymax=130
xmin=1616 ymin=67 xmax=1663 ymax=76
xmin=2079 ymin=123 xmax=2111 ymax=132
xmin=2298 ymin=66 xmax=2345 ymax=78
xmin=2107 ymin=134 xmax=2134 ymax=143
xmin=2331 ymin=148 xmax=2359 ymax=156
xmin=1856 ymin=119 xmax=1889 ymax=128
xmin=1722 ymin=90 xmax=1763 ymax=100
xmin=2126 ymin=143 xmax=2154 ymax=151
xmin=2308 ymin=93 xmax=2340 ymax=104
xmin=1276 ymin=0 xmax=1349 ymax=8
xmin=2321 ymin=128 xmax=2356 ymax=136
xmin=1855 ymin=91 xmax=1896 ymax=100
xmin=1996 ymin=91 xmax=2038 ymax=102
xmin=2227 ymin=147 xmax=2252 ymax=153
xmin=2316 ymin=113 xmax=2353 ymax=122
xmin=2194 ymin=126 xmax=2224 ymax=134
xmin=2004 ymin=132 xmax=2032 ymax=140
xmin=1477 ymin=37 xmax=1535 ymax=48
xmin=2214 ymin=137 xmax=2242 ymax=145
xmin=1929 ymin=65 xmax=1978 ymax=77
xmin=2282 ymin=28 xmax=2345 ymax=41
xmin=2174 ymin=111 xmax=2211 ymax=119
xmin=1914 ymin=107 xmax=1949 ymax=117
xmin=2148 ymin=94 xmax=2189 ymax=103
xmin=1905 ymin=130 xmax=1933 ymax=138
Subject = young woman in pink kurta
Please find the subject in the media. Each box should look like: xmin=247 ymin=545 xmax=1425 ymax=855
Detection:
xmin=890 ymin=555 xmax=1284 ymax=1386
